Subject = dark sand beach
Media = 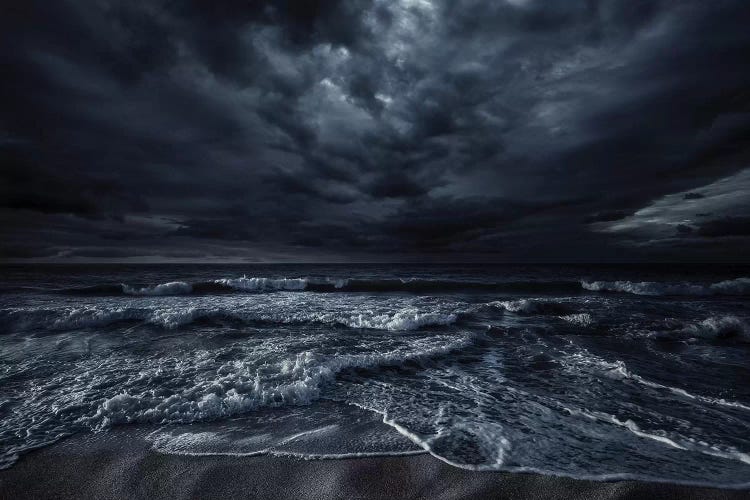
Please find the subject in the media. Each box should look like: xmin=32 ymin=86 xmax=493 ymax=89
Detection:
xmin=1 ymin=429 xmax=748 ymax=500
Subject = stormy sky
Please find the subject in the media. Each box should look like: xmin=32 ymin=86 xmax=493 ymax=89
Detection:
xmin=2 ymin=0 xmax=750 ymax=262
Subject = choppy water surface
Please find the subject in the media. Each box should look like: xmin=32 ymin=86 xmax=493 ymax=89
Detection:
xmin=1 ymin=264 xmax=749 ymax=486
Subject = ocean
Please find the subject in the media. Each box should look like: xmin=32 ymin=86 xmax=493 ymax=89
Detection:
xmin=1 ymin=264 xmax=749 ymax=486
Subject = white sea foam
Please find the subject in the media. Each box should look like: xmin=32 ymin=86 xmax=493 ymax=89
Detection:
xmin=570 ymin=407 xmax=750 ymax=466
xmin=581 ymin=277 xmax=750 ymax=296
xmin=2 ymin=301 xmax=461 ymax=332
xmin=122 ymin=281 xmax=193 ymax=296
xmin=0 ymin=328 xmax=474 ymax=470
xmin=148 ymin=426 xmax=425 ymax=459
xmin=683 ymin=315 xmax=749 ymax=339
xmin=559 ymin=313 xmax=594 ymax=327
xmin=576 ymin=355 xmax=750 ymax=413
xmin=149 ymin=430 xmax=249 ymax=456
xmin=42 ymin=305 xmax=200 ymax=330
xmin=338 ymin=310 xmax=457 ymax=330
xmin=6 ymin=270 xmax=750 ymax=484
xmin=324 ymin=278 xmax=349 ymax=289
xmin=214 ymin=276 xmax=308 ymax=291
xmin=368 ymin=408 xmax=511 ymax=471
xmin=489 ymin=299 xmax=568 ymax=315
xmin=491 ymin=299 xmax=539 ymax=313
xmin=680 ymin=315 xmax=750 ymax=342
xmin=149 ymin=426 xmax=342 ymax=457
xmin=51 ymin=306 xmax=148 ymax=329
xmin=90 ymin=335 xmax=475 ymax=427
xmin=371 ymin=408 xmax=511 ymax=471
xmin=650 ymin=315 xmax=750 ymax=343
xmin=710 ymin=277 xmax=750 ymax=295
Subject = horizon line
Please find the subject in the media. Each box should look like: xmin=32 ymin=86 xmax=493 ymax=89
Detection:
xmin=2 ymin=261 xmax=750 ymax=266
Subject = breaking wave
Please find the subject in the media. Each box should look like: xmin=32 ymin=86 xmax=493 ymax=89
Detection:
xmin=0 ymin=305 xmax=459 ymax=332
xmin=581 ymin=277 xmax=750 ymax=296
xmin=214 ymin=276 xmax=309 ymax=292
xmin=681 ymin=315 xmax=750 ymax=342
xmin=489 ymin=298 xmax=571 ymax=315
xmin=0 ymin=334 xmax=475 ymax=468
xmin=54 ymin=276 xmax=583 ymax=296
xmin=27 ymin=275 xmax=750 ymax=298
xmin=638 ymin=313 xmax=750 ymax=344
xmin=653 ymin=315 xmax=750 ymax=343
xmin=123 ymin=281 xmax=193 ymax=296
xmin=88 ymin=335 xmax=476 ymax=427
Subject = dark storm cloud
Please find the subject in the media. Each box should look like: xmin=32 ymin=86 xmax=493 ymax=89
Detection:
xmin=696 ymin=217 xmax=750 ymax=238
xmin=2 ymin=0 xmax=750 ymax=262
xmin=683 ymin=192 xmax=704 ymax=200
xmin=584 ymin=211 xmax=631 ymax=224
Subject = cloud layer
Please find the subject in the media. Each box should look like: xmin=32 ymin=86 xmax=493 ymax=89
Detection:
xmin=2 ymin=0 xmax=750 ymax=261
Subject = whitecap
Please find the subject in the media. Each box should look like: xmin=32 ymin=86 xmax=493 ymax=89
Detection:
xmin=680 ymin=315 xmax=750 ymax=343
xmin=581 ymin=277 xmax=750 ymax=296
xmin=122 ymin=281 xmax=193 ymax=296
xmin=559 ymin=313 xmax=594 ymax=327
xmin=213 ymin=276 xmax=308 ymax=292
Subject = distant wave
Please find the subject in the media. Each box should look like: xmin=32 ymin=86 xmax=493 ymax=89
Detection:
xmin=309 ymin=278 xmax=581 ymax=294
xmin=54 ymin=276 xmax=583 ymax=296
xmin=681 ymin=315 xmax=750 ymax=342
xmin=488 ymin=299 xmax=593 ymax=326
xmin=123 ymin=281 xmax=193 ymax=296
xmin=0 ymin=305 xmax=460 ymax=333
xmin=21 ymin=275 xmax=750 ymax=297
xmin=581 ymin=277 xmax=750 ymax=296
xmin=656 ymin=315 xmax=750 ymax=343
xmin=489 ymin=298 xmax=572 ymax=315
xmin=645 ymin=315 xmax=750 ymax=344
xmin=213 ymin=276 xmax=309 ymax=292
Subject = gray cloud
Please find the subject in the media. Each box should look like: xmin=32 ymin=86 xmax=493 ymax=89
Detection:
xmin=2 ymin=0 xmax=750 ymax=261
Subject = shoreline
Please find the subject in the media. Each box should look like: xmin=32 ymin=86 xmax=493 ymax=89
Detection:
xmin=1 ymin=429 xmax=748 ymax=499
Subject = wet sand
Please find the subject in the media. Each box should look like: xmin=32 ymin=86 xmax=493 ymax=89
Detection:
xmin=1 ymin=429 xmax=748 ymax=500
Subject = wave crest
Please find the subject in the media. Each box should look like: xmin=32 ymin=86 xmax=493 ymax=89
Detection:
xmin=1 ymin=305 xmax=460 ymax=332
xmin=122 ymin=281 xmax=193 ymax=296
xmin=680 ymin=315 xmax=750 ymax=342
xmin=649 ymin=315 xmax=750 ymax=343
xmin=213 ymin=276 xmax=308 ymax=292
xmin=54 ymin=277 xmax=583 ymax=296
xmin=91 ymin=335 xmax=475 ymax=427
xmin=340 ymin=311 xmax=457 ymax=330
xmin=581 ymin=277 xmax=750 ymax=296
xmin=489 ymin=299 xmax=570 ymax=315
